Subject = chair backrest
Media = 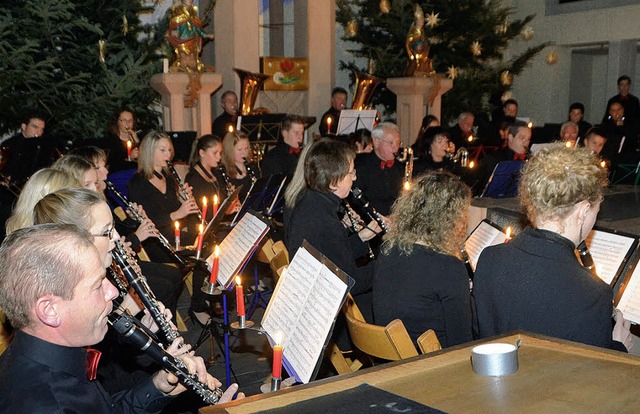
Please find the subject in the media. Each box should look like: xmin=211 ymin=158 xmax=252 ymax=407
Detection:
xmin=256 ymin=237 xmax=276 ymax=264
xmin=417 ymin=329 xmax=442 ymax=354
xmin=343 ymin=296 xmax=418 ymax=361
xmin=269 ymin=250 xmax=289 ymax=283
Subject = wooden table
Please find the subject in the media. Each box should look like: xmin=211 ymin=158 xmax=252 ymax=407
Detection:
xmin=202 ymin=332 xmax=640 ymax=413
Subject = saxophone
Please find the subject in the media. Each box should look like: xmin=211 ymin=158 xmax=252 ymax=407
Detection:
xmin=108 ymin=309 xmax=224 ymax=405
xmin=111 ymin=240 xmax=179 ymax=346
xmin=396 ymin=147 xmax=414 ymax=190
xmin=445 ymin=147 xmax=469 ymax=167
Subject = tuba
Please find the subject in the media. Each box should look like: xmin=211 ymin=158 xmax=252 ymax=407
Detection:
xmin=351 ymin=70 xmax=384 ymax=110
xmin=234 ymin=68 xmax=271 ymax=116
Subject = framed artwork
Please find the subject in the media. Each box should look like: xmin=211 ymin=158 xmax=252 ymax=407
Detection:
xmin=261 ymin=57 xmax=309 ymax=91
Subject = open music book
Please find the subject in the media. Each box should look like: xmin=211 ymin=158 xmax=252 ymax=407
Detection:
xmin=464 ymin=220 xmax=508 ymax=271
xmin=581 ymin=229 xmax=636 ymax=286
xmin=261 ymin=241 xmax=351 ymax=384
xmin=205 ymin=211 xmax=270 ymax=288
xmin=615 ymin=262 xmax=640 ymax=325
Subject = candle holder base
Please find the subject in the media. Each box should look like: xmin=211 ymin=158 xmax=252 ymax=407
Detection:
xmin=230 ymin=316 xmax=254 ymax=330
xmin=195 ymin=251 xmax=202 ymax=261
xmin=201 ymin=281 xmax=222 ymax=296
xmin=260 ymin=376 xmax=295 ymax=393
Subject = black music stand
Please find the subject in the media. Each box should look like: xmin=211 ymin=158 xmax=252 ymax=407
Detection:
xmin=238 ymin=114 xmax=287 ymax=143
xmin=336 ymin=109 xmax=376 ymax=136
xmin=230 ymin=175 xmax=286 ymax=227
xmin=481 ymin=161 xmax=525 ymax=198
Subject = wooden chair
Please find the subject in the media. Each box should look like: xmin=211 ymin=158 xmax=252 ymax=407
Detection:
xmin=417 ymin=329 xmax=442 ymax=354
xmin=113 ymin=206 xmax=152 ymax=262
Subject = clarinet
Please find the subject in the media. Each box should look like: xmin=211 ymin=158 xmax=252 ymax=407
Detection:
xmin=105 ymin=181 xmax=186 ymax=267
xmin=459 ymin=248 xmax=475 ymax=280
xmin=343 ymin=201 xmax=375 ymax=259
xmin=243 ymin=158 xmax=257 ymax=183
xmin=577 ymin=240 xmax=597 ymax=274
xmin=166 ymin=161 xmax=205 ymax=224
xmin=112 ymin=240 xmax=179 ymax=346
xmin=349 ymin=187 xmax=389 ymax=234
xmin=216 ymin=165 xmax=234 ymax=197
xmin=108 ymin=309 xmax=223 ymax=405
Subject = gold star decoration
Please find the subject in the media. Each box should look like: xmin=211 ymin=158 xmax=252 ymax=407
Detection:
xmin=521 ymin=26 xmax=534 ymax=41
xmin=500 ymin=70 xmax=513 ymax=86
xmin=346 ymin=20 xmax=358 ymax=37
xmin=379 ymin=0 xmax=391 ymax=14
xmin=426 ymin=12 xmax=440 ymax=28
xmin=471 ymin=41 xmax=482 ymax=56
xmin=501 ymin=90 xmax=514 ymax=102
xmin=496 ymin=20 xmax=508 ymax=35
xmin=446 ymin=65 xmax=458 ymax=80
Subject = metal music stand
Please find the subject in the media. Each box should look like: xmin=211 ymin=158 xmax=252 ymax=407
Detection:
xmin=336 ymin=109 xmax=376 ymax=136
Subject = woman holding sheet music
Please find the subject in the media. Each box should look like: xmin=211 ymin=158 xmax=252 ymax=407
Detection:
xmin=372 ymin=171 xmax=473 ymax=348
xmin=472 ymin=145 xmax=632 ymax=351
xmin=284 ymin=138 xmax=381 ymax=323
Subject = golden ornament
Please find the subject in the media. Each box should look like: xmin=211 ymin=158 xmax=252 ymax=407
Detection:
xmin=98 ymin=40 xmax=106 ymax=64
xmin=500 ymin=70 xmax=513 ymax=86
xmin=501 ymin=90 xmax=514 ymax=102
xmin=546 ymin=51 xmax=558 ymax=65
xmin=446 ymin=65 xmax=458 ymax=80
xmin=122 ymin=15 xmax=128 ymax=36
xmin=379 ymin=0 xmax=391 ymax=14
xmin=471 ymin=41 xmax=482 ymax=56
xmin=346 ymin=20 xmax=358 ymax=37
xmin=521 ymin=26 xmax=534 ymax=41
xmin=426 ymin=12 xmax=440 ymax=28
xmin=496 ymin=19 xmax=508 ymax=35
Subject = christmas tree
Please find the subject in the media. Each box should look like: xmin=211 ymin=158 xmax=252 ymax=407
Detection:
xmin=0 ymin=0 xmax=164 ymax=142
xmin=336 ymin=0 xmax=548 ymax=125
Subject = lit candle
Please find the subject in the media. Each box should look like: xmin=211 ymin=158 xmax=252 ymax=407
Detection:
xmin=565 ymin=141 xmax=572 ymax=148
xmin=403 ymin=180 xmax=410 ymax=191
xmin=235 ymin=276 xmax=245 ymax=317
xmin=227 ymin=124 xmax=234 ymax=134
xmin=326 ymin=116 xmax=332 ymax=132
xmin=201 ymin=196 xmax=207 ymax=226
xmin=504 ymin=226 xmax=512 ymax=243
xmin=127 ymin=140 xmax=132 ymax=161
xmin=174 ymin=221 xmax=180 ymax=250
xmin=527 ymin=122 xmax=533 ymax=129
xmin=467 ymin=135 xmax=474 ymax=142
xmin=213 ymin=194 xmax=219 ymax=217
xmin=469 ymin=161 xmax=475 ymax=169
xmin=195 ymin=223 xmax=204 ymax=259
xmin=209 ymin=245 xmax=220 ymax=285
xmin=272 ymin=332 xmax=283 ymax=379
xmin=600 ymin=160 xmax=606 ymax=169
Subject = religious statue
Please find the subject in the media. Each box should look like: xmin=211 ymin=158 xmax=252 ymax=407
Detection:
xmin=404 ymin=4 xmax=434 ymax=77
xmin=166 ymin=0 xmax=215 ymax=106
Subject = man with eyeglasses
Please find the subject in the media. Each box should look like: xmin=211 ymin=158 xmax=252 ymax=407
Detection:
xmin=211 ymin=90 xmax=238 ymax=139
xmin=352 ymin=122 xmax=404 ymax=216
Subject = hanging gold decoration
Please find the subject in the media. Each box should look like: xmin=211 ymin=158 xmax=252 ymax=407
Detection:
xmin=368 ymin=58 xmax=375 ymax=75
xmin=471 ymin=41 xmax=482 ymax=56
xmin=446 ymin=65 xmax=458 ymax=80
xmin=496 ymin=19 xmax=508 ymax=35
xmin=426 ymin=11 xmax=440 ymax=28
xmin=501 ymin=90 xmax=514 ymax=102
xmin=379 ymin=0 xmax=391 ymax=14
xmin=122 ymin=15 xmax=129 ymax=36
xmin=98 ymin=40 xmax=106 ymax=63
xmin=521 ymin=26 xmax=534 ymax=41
xmin=500 ymin=70 xmax=513 ymax=86
xmin=546 ymin=51 xmax=558 ymax=65
xmin=346 ymin=20 xmax=358 ymax=37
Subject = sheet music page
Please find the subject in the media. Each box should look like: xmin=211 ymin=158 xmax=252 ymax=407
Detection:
xmin=207 ymin=213 xmax=268 ymax=287
xmin=584 ymin=230 xmax=635 ymax=285
xmin=262 ymin=246 xmax=348 ymax=384
xmin=464 ymin=221 xmax=505 ymax=270
xmin=616 ymin=265 xmax=640 ymax=325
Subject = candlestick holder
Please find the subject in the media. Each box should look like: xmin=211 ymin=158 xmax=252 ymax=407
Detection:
xmin=201 ymin=280 xmax=222 ymax=296
xmin=230 ymin=315 xmax=254 ymax=329
xmin=195 ymin=250 xmax=202 ymax=260
xmin=270 ymin=377 xmax=282 ymax=392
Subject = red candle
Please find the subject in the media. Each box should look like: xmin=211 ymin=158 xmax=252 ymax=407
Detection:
xmin=326 ymin=116 xmax=332 ymax=131
xmin=196 ymin=224 xmax=204 ymax=255
xmin=272 ymin=332 xmax=283 ymax=379
xmin=209 ymin=245 xmax=220 ymax=284
xmin=504 ymin=226 xmax=512 ymax=243
xmin=127 ymin=140 xmax=132 ymax=160
xmin=174 ymin=221 xmax=180 ymax=250
xmin=235 ymin=276 xmax=245 ymax=317
xmin=201 ymin=196 xmax=207 ymax=226
xmin=213 ymin=194 xmax=219 ymax=217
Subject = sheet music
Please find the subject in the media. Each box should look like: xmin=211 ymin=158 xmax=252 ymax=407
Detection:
xmin=583 ymin=230 xmax=635 ymax=285
xmin=464 ymin=221 xmax=506 ymax=270
xmin=207 ymin=212 xmax=269 ymax=287
xmin=262 ymin=246 xmax=348 ymax=383
xmin=616 ymin=265 xmax=640 ymax=325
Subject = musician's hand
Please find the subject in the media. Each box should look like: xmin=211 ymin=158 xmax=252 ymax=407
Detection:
xmin=140 ymin=302 xmax=177 ymax=334
xmin=171 ymin=197 xmax=199 ymax=220
xmin=219 ymin=383 xmax=245 ymax=404
xmin=131 ymin=147 xmax=140 ymax=160
xmin=135 ymin=218 xmax=158 ymax=242
xmin=185 ymin=183 xmax=194 ymax=199
xmin=613 ymin=308 xmax=633 ymax=351
xmin=129 ymin=202 xmax=148 ymax=220
xmin=381 ymin=214 xmax=393 ymax=230
xmin=358 ymin=219 xmax=381 ymax=242
xmin=166 ymin=336 xmax=192 ymax=357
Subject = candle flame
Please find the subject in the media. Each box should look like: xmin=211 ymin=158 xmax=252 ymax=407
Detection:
xmin=506 ymin=226 xmax=512 ymax=238
xmin=174 ymin=221 xmax=180 ymax=230
xmin=214 ymin=244 xmax=220 ymax=257
xmin=275 ymin=332 xmax=283 ymax=346
xmin=227 ymin=125 xmax=234 ymax=133
xmin=199 ymin=223 xmax=204 ymax=234
xmin=469 ymin=161 xmax=475 ymax=169
xmin=213 ymin=194 xmax=219 ymax=204
xmin=202 ymin=196 xmax=207 ymax=206
xmin=527 ymin=122 xmax=533 ymax=128
xmin=600 ymin=160 xmax=606 ymax=168
xmin=235 ymin=275 xmax=241 ymax=286
xmin=403 ymin=180 xmax=411 ymax=191
xmin=327 ymin=116 xmax=332 ymax=125
xmin=565 ymin=141 xmax=572 ymax=148
xmin=467 ymin=135 xmax=473 ymax=142
xmin=127 ymin=140 xmax=132 ymax=148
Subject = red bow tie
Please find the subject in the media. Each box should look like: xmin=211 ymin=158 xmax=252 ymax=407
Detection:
xmin=86 ymin=347 xmax=102 ymax=381
xmin=288 ymin=146 xmax=301 ymax=155
xmin=380 ymin=159 xmax=395 ymax=170
xmin=513 ymin=153 xmax=526 ymax=161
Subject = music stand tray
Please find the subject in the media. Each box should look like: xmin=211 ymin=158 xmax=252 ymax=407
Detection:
xmin=481 ymin=161 xmax=525 ymax=198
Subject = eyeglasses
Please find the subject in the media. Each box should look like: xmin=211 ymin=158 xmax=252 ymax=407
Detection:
xmin=348 ymin=168 xmax=357 ymax=178
xmin=377 ymin=137 xmax=399 ymax=147
xmin=93 ymin=226 xmax=115 ymax=239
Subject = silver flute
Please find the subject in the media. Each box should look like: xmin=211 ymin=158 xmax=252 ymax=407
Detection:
xmin=112 ymin=240 xmax=179 ymax=346
xmin=105 ymin=180 xmax=186 ymax=267
xmin=108 ymin=309 xmax=223 ymax=405
xmin=166 ymin=161 xmax=205 ymax=224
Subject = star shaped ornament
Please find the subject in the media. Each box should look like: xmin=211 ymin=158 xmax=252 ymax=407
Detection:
xmin=426 ymin=12 xmax=440 ymax=28
xmin=447 ymin=65 xmax=458 ymax=80
xmin=471 ymin=41 xmax=482 ymax=56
